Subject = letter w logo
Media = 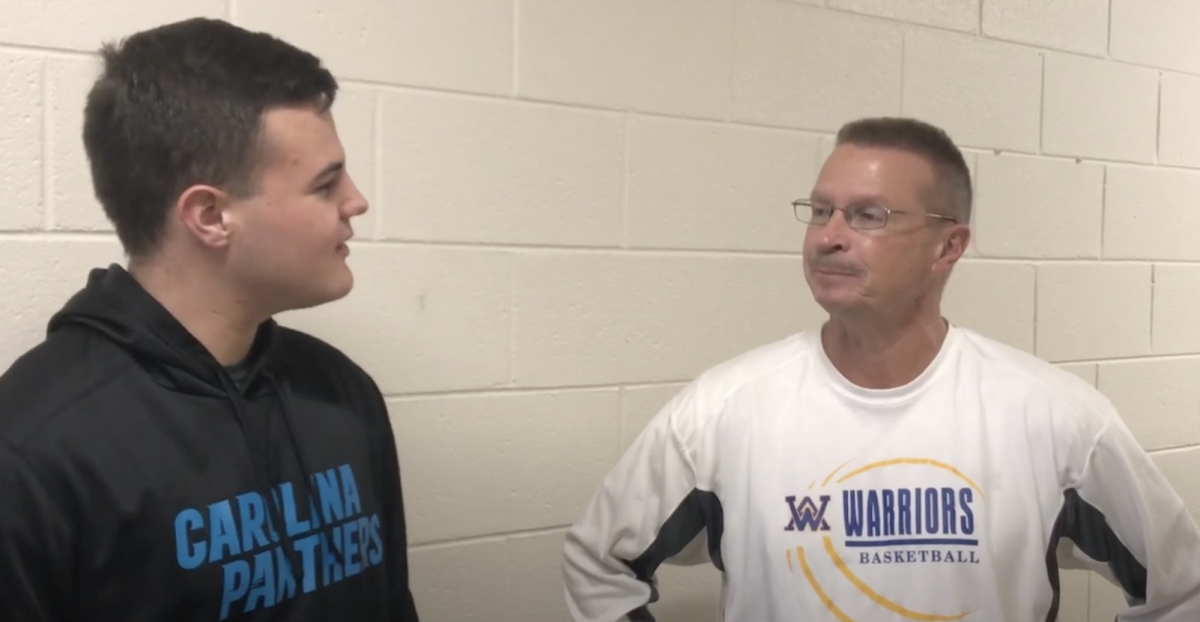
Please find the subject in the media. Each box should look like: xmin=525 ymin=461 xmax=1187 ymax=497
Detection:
xmin=784 ymin=495 xmax=832 ymax=531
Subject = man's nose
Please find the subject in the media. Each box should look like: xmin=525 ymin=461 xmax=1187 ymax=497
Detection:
xmin=816 ymin=209 xmax=853 ymax=252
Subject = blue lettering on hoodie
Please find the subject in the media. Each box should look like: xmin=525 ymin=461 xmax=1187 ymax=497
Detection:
xmin=172 ymin=463 xmax=385 ymax=620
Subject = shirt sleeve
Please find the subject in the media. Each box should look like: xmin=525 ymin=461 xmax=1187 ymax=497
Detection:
xmin=0 ymin=444 xmax=72 ymax=621
xmin=561 ymin=389 xmax=723 ymax=622
xmin=363 ymin=378 xmax=421 ymax=622
xmin=1059 ymin=405 xmax=1200 ymax=619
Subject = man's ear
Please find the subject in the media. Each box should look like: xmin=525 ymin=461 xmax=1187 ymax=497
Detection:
xmin=176 ymin=184 xmax=232 ymax=249
xmin=934 ymin=224 xmax=971 ymax=271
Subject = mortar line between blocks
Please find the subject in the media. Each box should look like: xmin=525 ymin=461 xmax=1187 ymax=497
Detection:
xmin=1143 ymin=444 xmax=1200 ymax=458
xmin=1149 ymin=264 xmax=1156 ymax=352
xmin=616 ymin=386 xmax=627 ymax=459
xmin=508 ymin=256 xmax=516 ymax=387
xmin=1038 ymin=54 xmax=1046 ymax=155
xmin=384 ymin=379 xmax=690 ymax=401
xmin=1099 ymin=166 xmax=1108 ymax=259
xmin=969 ymin=257 xmax=1170 ymax=265
xmin=1050 ymin=352 xmax=1200 ymax=366
xmin=333 ymin=74 xmax=1200 ymax=153
xmin=1155 ymin=74 xmax=1163 ymax=165
xmin=1031 ymin=265 xmax=1039 ymax=355
xmin=409 ymin=525 xmax=570 ymax=551
xmin=725 ymin=0 xmax=737 ymax=123
xmin=510 ymin=0 xmax=520 ymax=98
xmin=371 ymin=92 xmax=385 ymax=240
xmin=813 ymin=6 xmax=1199 ymax=79
xmin=1106 ymin=0 xmax=1113 ymax=58
xmin=620 ymin=112 xmax=631 ymax=249
xmin=1083 ymin=571 xmax=1092 ymax=621
xmin=898 ymin=33 xmax=906 ymax=113
xmin=41 ymin=59 xmax=53 ymax=231
xmin=359 ymin=238 xmax=807 ymax=258
xmin=614 ymin=386 xmax=633 ymax=461
xmin=0 ymin=42 xmax=92 ymax=60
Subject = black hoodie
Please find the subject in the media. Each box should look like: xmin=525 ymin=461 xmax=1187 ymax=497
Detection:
xmin=0 ymin=264 xmax=420 ymax=622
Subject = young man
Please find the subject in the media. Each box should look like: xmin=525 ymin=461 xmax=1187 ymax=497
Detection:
xmin=562 ymin=117 xmax=1200 ymax=621
xmin=0 ymin=18 xmax=419 ymax=622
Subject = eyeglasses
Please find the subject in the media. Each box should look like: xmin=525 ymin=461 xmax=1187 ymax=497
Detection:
xmin=792 ymin=199 xmax=956 ymax=231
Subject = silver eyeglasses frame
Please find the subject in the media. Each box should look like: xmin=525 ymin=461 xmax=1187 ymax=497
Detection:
xmin=791 ymin=198 xmax=957 ymax=231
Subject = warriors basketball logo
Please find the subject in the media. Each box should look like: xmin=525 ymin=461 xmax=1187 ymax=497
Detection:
xmin=782 ymin=457 xmax=985 ymax=621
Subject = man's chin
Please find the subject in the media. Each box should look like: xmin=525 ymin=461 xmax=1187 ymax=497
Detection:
xmin=288 ymin=270 xmax=356 ymax=312
xmin=321 ymin=271 xmax=356 ymax=305
xmin=810 ymin=290 xmax=864 ymax=315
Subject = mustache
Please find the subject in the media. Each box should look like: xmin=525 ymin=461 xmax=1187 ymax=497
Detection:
xmin=806 ymin=257 xmax=864 ymax=275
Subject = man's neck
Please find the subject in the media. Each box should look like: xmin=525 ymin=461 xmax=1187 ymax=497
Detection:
xmin=127 ymin=258 xmax=263 ymax=366
xmin=821 ymin=310 xmax=949 ymax=390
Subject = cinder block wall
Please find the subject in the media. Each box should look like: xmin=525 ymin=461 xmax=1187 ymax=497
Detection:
xmin=1 ymin=1 xmax=1197 ymax=620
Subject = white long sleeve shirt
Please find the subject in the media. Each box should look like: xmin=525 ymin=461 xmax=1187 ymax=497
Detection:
xmin=562 ymin=326 xmax=1200 ymax=621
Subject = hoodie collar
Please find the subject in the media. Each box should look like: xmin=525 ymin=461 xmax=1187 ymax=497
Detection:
xmin=46 ymin=264 xmax=339 ymax=578
xmin=46 ymin=263 xmax=279 ymax=397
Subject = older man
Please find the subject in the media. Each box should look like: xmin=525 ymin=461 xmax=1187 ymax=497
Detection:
xmin=562 ymin=116 xmax=1200 ymax=621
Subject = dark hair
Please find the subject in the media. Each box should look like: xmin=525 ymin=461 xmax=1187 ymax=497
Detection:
xmin=82 ymin=17 xmax=339 ymax=257
xmin=835 ymin=117 xmax=973 ymax=224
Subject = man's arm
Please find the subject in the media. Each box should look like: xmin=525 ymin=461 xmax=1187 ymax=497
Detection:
xmin=0 ymin=444 xmax=72 ymax=621
xmin=1058 ymin=406 xmax=1200 ymax=619
xmin=562 ymin=392 xmax=721 ymax=622
xmin=366 ymin=383 xmax=420 ymax=622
